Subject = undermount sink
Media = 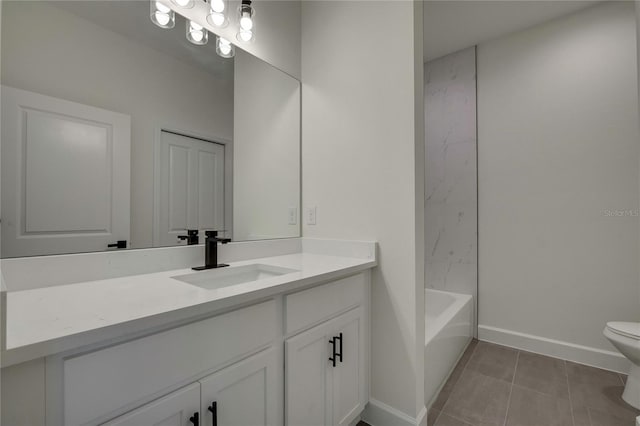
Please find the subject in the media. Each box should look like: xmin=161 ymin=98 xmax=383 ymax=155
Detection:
xmin=171 ymin=264 xmax=299 ymax=290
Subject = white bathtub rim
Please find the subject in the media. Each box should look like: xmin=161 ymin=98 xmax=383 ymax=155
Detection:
xmin=425 ymin=289 xmax=473 ymax=343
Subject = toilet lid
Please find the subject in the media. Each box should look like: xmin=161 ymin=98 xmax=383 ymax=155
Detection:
xmin=606 ymin=322 xmax=640 ymax=340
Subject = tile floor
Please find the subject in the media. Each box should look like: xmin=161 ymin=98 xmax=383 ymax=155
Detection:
xmin=428 ymin=339 xmax=640 ymax=426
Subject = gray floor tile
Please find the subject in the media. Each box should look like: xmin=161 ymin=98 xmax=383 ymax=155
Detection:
xmin=513 ymin=351 xmax=569 ymax=399
xmin=466 ymin=341 xmax=518 ymax=383
xmin=434 ymin=412 xmax=475 ymax=426
xmin=567 ymin=361 xmax=640 ymax=423
xmin=571 ymin=406 xmax=591 ymax=426
xmin=505 ymin=385 xmax=573 ymax=426
xmin=428 ymin=408 xmax=441 ymax=426
xmin=442 ymin=369 xmax=511 ymax=426
xmin=586 ymin=406 xmax=638 ymax=426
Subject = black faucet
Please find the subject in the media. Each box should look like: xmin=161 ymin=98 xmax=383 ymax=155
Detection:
xmin=193 ymin=230 xmax=231 ymax=270
xmin=178 ymin=229 xmax=199 ymax=245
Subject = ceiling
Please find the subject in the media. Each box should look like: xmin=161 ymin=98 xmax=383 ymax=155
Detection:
xmin=423 ymin=0 xmax=602 ymax=61
xmin=51 ymin=1 xmax=234 ymax=81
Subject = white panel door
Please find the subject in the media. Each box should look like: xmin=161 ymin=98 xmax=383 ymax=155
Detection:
xmin=156 ymin=131 xmax=224 ymax=246
xmin=199 ymin=349 xmax=278 ymax=426
xmin=1 ymin=86 xmax=131 ymax=257
xmin=101 ymin=383 xmax=200 ymax=426
xmin=330 ymin=308 xmax=365 ymax=426
xmin=285 ymin=322 xmax=331 ymax=426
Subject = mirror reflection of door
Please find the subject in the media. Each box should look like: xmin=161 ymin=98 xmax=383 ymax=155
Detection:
xmin=155 ymin=131 xmax=225 ymax=247
xmin=1 ymin=86 xmax=131 ymax=257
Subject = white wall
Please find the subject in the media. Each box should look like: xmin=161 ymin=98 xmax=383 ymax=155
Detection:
xmin=301 ymin=1 xmax=426 ymax=422
xmin=478 ymin=1 xmax=639 ymax=369
xmin=233 ymin=49 xmax=300 ymax=240
xmin=1 ymin=1 xmax=234 ymax=249
xmin=424 ymin=48 xmax=477 ymax=309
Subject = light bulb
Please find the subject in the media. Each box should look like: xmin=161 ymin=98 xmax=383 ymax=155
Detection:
xmin=237 ymin=29 xmax=253 ymax=42
xmin=209 ymin=12 xmax=225 ymax=26
xmin=211 ymin=0 xmax=225 ymax=13
xmin=171 ymin=0 xmax=194 ymax=8
xmin=191 ymin=30 xmax=204 ymax=42
xmin=155 ymin=1 xmax=170 ymax=13
xmin=155 ymin=11 xmax=171 ymax=26
xmin=187 ymin=20 xmax=208 ymax=45
xmin=150 ymin=0 xmax=175 ymax=28
xmin=219 ymin=44 xmax=231 ymax=55
xmin=216 ymin=36 xmax=235 ymax=58
xmin=240 ymin=15 xmax=253 ymax=30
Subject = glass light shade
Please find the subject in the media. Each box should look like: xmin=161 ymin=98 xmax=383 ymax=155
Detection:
xmin=207 ymin=11 xmax=228 ymax=28
xmin=236 ymin=3 xmax=255 ymax=42
xmin=171 ymin=0 xmax=195 ymax=8
xmin=150 ymin=1 xmax=175 ymax=28
xmin=186 ymin=20 xmax=208 ymax=45
xmin=216 ymin=36 xmax=235 ymax=58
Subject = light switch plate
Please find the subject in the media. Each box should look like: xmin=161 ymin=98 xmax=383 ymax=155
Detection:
xmin=306 ymin=206 xmax=317 ymax=225
xmin=288 ymin=207 xmax=297 ymax=225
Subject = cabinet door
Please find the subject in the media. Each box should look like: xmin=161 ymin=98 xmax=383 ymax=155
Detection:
xmin=199 ymin=349 xmax=278 ymax=426
xmin=101 ymin=383 xmax=200 ymax=426
xmin=285 ymin=322 xmax=332 ymax=426
xmin=330 ymin=308 xmax=365 ymax=426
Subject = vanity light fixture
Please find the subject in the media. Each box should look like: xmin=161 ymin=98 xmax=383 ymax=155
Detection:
xmin=150 ymin=0 xmax=175 ymax=29
xmin=207 ymin=0 xmax=229 ymax=28
xmin=187 ymin=19 xmax=208 ymax=45
xmin=236 ymin=0 xmax=255 ymax=43
xmin=171 ymin=0 xmax=195 ymax=8
xmin=216 ymin=36 xmax=235 ymax=58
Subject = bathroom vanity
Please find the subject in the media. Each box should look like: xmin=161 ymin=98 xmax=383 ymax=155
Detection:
xmin=1 ymin=239 xmax=376 ymax=426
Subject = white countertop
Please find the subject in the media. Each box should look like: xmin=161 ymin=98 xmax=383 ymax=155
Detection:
xmin=3 ymin=251 xmax=375 ymax=366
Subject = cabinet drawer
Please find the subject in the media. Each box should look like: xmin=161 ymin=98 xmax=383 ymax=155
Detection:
xmin=285 ymin=273 xmax=365 ymax=335
xmin=63 ymin=300 xmax=277 ymax=426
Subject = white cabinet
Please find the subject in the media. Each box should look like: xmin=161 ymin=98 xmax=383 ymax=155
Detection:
xmin=104 ymin=350 xmax=278 ymax=426
xmin=285 ymin=307 xmax=365 ymax=426
xmin=200 ymin=349 xmax=279 ymax=426
xmin=38 ymin=273 xmax=369 ymax=426
xmin=102 ymin=383 xmax=200 ymax=426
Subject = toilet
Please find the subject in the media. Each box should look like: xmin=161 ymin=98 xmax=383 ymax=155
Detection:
xmin=603 ymin=322 xmax=640 ymax=410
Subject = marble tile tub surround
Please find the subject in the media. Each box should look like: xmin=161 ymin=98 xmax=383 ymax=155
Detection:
xmin=424 ymin=47 xmax=477 ymax=298
xmin=428 ymin=340 xmax=640 ymax=426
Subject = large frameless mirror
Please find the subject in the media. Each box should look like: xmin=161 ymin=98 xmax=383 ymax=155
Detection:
xmin=0 ymin=0 xmax=301 ymax=258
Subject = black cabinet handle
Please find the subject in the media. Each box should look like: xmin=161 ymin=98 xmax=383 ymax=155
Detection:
xmin=329 ymin=336 xmax=337 ymax=367
xmin=107 ymin=240 xmax=127 ymax=249
xmin=189 ymin=412 xmax=199 ymax=426
xmin=208 ymin=401 xmax=217 ymax=426
xmin=336 ymin=332 xmax=343 ymax=363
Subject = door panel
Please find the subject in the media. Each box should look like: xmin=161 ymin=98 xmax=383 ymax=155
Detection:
xmin=1 ymin=86 xmax=131 ymax=257
xmin=101 ymin=383 xmax=200 ymax=426
xmin=197 ymin=150 xmax=224 ymax=231
xmin=199 ymin=349 xmax=278 ymax=426
xmin=285 ymin=323 xmax=331 ymax=426
xmin=168 ymin=145 xmax=190 ymax=233
xmin=156 ymin=131 xmax=225 ymax=247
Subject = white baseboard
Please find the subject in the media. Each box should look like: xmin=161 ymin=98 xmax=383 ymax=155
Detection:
xmin=362 ymin=399 xmax=427 ymax=426
xmin=478 ymin=325 xmax=631 ymax=373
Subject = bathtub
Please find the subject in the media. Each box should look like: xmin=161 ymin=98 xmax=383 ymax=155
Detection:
xmin=424 ymin=289 xmax=474 ymax=407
